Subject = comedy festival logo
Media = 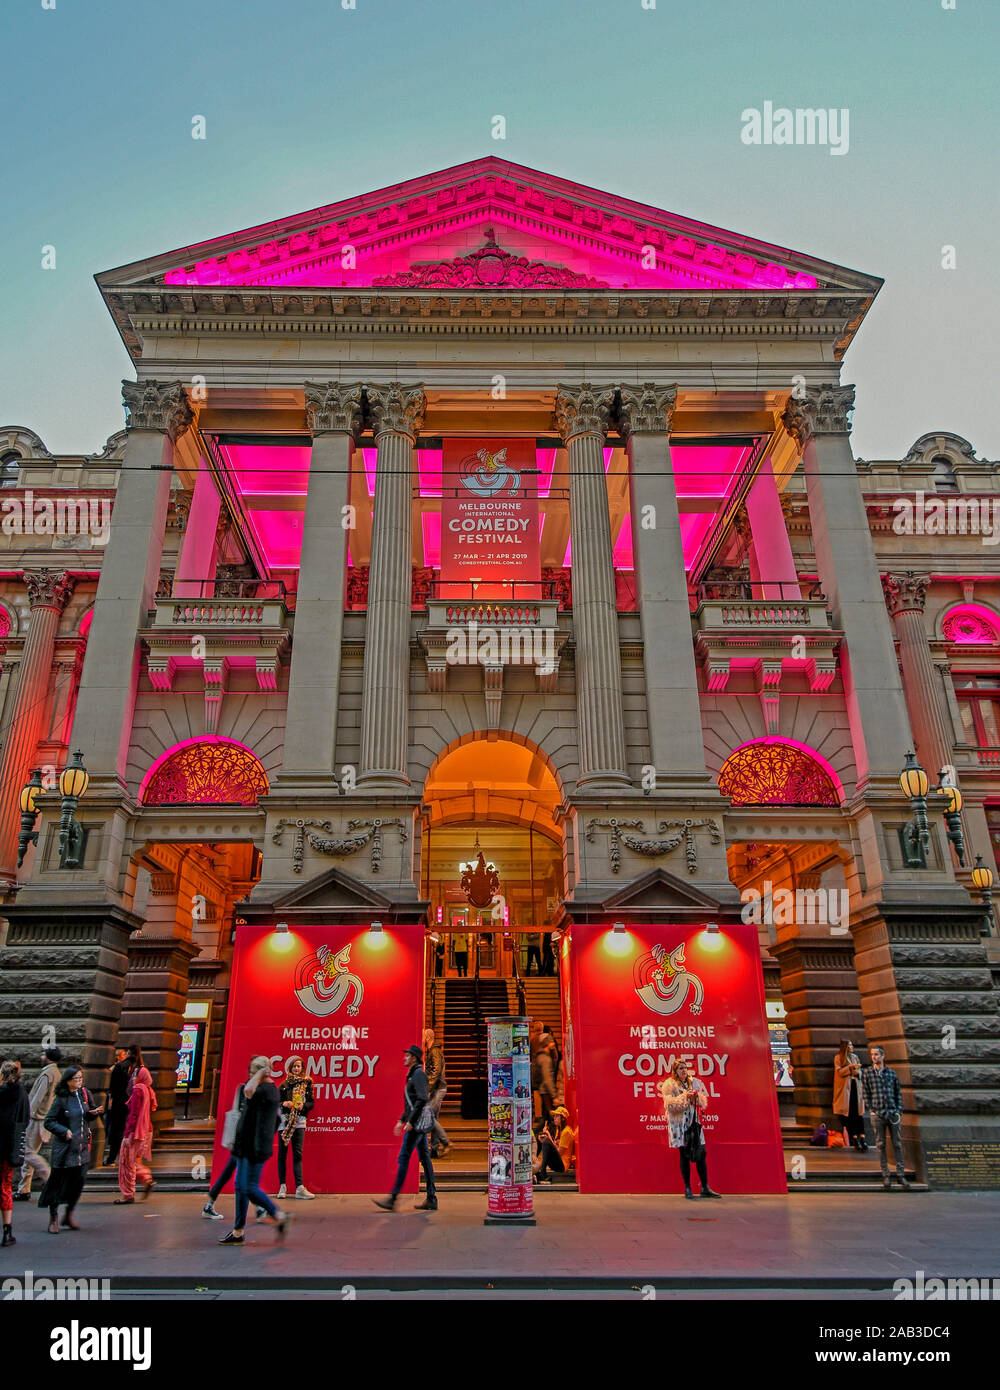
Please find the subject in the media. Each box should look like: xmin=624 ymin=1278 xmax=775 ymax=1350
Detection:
xmin=294 ymin=943 xmax=364 ymax=1018
xmin=633 ymin=943 xmax=704 ymax=1017
xmin=459 ymin=447 xmax=521 ymax=499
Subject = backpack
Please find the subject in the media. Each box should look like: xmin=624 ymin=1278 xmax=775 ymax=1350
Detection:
xmin=810 ymin=1124 xmax=828 ymax=1147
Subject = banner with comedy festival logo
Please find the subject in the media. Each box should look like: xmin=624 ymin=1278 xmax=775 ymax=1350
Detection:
xmin=440 ymin=438 xmax=540 ymax=597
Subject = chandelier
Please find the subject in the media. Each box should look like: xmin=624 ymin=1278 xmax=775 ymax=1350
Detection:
xmin=459 ymin=834 xmax=500 ymax=909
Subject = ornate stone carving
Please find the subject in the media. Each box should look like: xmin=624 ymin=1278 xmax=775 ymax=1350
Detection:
xmin=718 ymin=741 xmax=839 ymax=807
xmin=781 ymin=384 xmax=855 ymax=446
xmin=273 ymin=815 xmax=408 ymax=874
xmin=365 ymin=383 xmax=425 ymax=439
xmin=411 ymin=567 xmax=434 ymax=609
xmin=616 ymin=383 xmax=677 ymax=438
xmin=346 ymin=565 xmax=369 ymax=608
xmin=942 ymin=607 xmax=999 ymax=645
xmin=553 ymin=384 xmax=615 ymax=443
xmin=121 ymin=380 xmax=193 ymax=442
xmin=372 ymin=228 xmax=609 ymax=290
xmin=587 ymin=816 xmax=721 ymax=875
xmin=542 ymin=567 xmax=572 ymax=608
xmin=882 ymin=572 xmax=930 ymax=617
xmin=142 ymin=741 xmax=269 ymax=806
xmin=24 ymin=569 xmax=75 ymax=612
xmin=304 ymin=381 xmax=364 ymax=437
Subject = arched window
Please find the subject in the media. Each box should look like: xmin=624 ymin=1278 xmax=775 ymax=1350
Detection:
xmin=931 ymin=454 xmax=958 ymax=493
xmin=719 ymin=738 xmax=840 ymax=807
xmin=941 ymin=605 xmax=999 ymax=645
xmin=140 ymin=738 xmax=269 ymax=806
xmin=1 ymin=452 xmax=21 ymax=488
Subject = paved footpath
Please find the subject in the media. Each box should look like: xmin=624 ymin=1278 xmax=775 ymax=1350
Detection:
xmin=3 ymin=1190 xmax=999 ymax=1294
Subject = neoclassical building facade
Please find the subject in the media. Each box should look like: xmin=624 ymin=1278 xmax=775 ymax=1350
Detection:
xmin=1 ymin=158 xmax=998 ymax=1183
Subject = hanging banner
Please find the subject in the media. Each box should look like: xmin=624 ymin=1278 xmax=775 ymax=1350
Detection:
xmin=565 ymin=922 xmax=786 ymax=1194
xmin=213 ymin=925 xmax=423 ymax=1194
xmin=441 ymin=438 xmax=539 ymax=597
xmin=486 ymin=1015 xmax=535 ymax=1219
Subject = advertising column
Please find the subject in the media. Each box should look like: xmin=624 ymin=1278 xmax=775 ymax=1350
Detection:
xmin=214 ymin=924 xmax=423 ymax=1193
xmin=485 ymin=1015 xmax=535 ymax=1223
xmin=567 ymin=922 xmax=786 ymax=1194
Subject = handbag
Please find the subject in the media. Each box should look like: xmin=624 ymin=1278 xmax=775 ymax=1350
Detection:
xmin=221 ymin=1084 xmax=244 ymax=1149
xmin=415 ymin=1100 xmax=435 ymax=1133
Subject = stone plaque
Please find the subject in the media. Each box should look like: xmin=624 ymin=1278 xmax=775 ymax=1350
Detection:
xmin=923 ymin=1142 xmax=1000 ymax=1189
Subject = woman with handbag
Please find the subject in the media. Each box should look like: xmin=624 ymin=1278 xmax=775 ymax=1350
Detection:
xmin=832 ymin=1039 xmax=867 ymax=1151
xmin=661 ymin=1058 xmax=722 ymax=1200
xmin=38 ymin=1065 xmax=102 ymax=1233
xmin=203 ymin=1061 xmax=256 ymax=1221
xmin=218 ymin=1055 xmax=290 ymax=1246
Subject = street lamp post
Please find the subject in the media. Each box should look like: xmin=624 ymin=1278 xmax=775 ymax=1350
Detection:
xmin=16 ymin=767 xmax=44 ymax=867
xmin=898 ymin=751 xmax=930 ymax=868
xmin=57 ymin=750 xmax=90 ymax=869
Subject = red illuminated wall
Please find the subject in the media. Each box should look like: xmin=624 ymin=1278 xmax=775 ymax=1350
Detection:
xmin=563 ymin=922 xmax=786 ymax=1194
xmin=213 ymin=925 xmax=424 ymax=1193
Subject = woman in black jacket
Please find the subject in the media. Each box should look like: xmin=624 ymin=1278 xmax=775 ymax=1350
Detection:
xmin=218 ymin=1055 xmax=290 ymax=1246
xmin=39 ymin=1066 xmax=102 ymax=1234
xmin=0 ymin=1059 xmax=31 ymax=1246
xmin=276 ymin=1057 xmax=315 ymax=1200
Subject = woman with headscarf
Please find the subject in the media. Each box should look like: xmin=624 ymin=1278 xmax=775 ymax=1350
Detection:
xmin=38 ymin=1065 xmax=102 ymax=1233
xmin=0 ymin=1059 xmax=30 ymax=1246
xmin=115 ymin=1065 xmax=158 ymax=1203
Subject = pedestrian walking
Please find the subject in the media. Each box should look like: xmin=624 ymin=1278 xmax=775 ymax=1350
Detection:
xmin=525 ymin=930 xmax=542 ymax=976
xmin=661 ymin=1058 xmax=721 ymax=1200
xmin=102 ymin=1047 xmax=130 ymax=1165
xmin=535 ymin=1025 xmax=557 ymax=1124
xmin=453 ymin=932 xmax=469 ymax=977
xmin=422 ymin=1028 xmax=450 ymax=1158
xmin=374 ymin=1045 xmax=437 ymax=1212
xmin=38 ymin=1065 xmax=102 ymax=1233
xmin=15 ymin=1045 xmax=61 ymax=1200
xmin=832 ymin=1039 xmax=867 ymax=1150
xmin=862 ymin=1044 xmax=910 ymax=1190
xmin=115 ymin=1065 xmax=157 ymax=1204
xmin=276 ymin=1056 xmax=315 ymax=1199
xmin=218 ymin=1055 xmax=290 ymax=1245
xmin=203 ymin=1061 xmax=257 ymax=1221
xmin=0 ymin=1060 xmax=30 ymax=1246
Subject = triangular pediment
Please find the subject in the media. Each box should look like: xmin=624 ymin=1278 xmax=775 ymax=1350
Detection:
xmin=271 ymin=865 xmax=393 ymax=912
xmin=239 ymin=864 xmax=428 ymax=926
xmin=566 ymin=867 xmax=729 ymax=924
xmin=97 ymin=157 xmax=879 ymax=297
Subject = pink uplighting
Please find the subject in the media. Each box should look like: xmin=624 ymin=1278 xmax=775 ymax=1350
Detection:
xmin=941 ymin=604 xmax=1000 ymax=644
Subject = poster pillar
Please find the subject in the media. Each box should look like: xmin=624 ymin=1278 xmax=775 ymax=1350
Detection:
xmin=484 ymin=1014 xmax=536 ymax=1225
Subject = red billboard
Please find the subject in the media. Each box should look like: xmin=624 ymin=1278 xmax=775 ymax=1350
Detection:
xmin=213 ymin=925 xmax=424 ymax=1193
xmin=562 ymin=922 xmax=786 ymax=1194
xmin=440 ymin=438 xmax=539 ymax=596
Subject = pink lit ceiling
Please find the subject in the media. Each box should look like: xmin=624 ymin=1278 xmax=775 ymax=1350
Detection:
xmin=103 ymin=159 xmax=854 ymax=296
xmin=216 ymin=436 xmax=754 ymax=574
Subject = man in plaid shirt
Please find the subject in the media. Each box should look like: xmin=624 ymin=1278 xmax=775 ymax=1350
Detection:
xmin=862 ymin=1044 xmax=910 ymax=1190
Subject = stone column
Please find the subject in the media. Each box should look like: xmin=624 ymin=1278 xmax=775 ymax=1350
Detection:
xmin=882 ymin=573 xmax=955 ymax=782
xmin=357 ymin=384 xmax=424 ymax=788
xmin=172 ymin=464 xmax=221 ymax=599
xmin=618 ymin=384 xmax=706 ymax=781
xmin=744 ymin=463 xmax=799 ymax=599
xmin=280 ymin=383 xmax=363 ymax=779
xmin=554 ymin=385 xmax=629 ymax=788
xmin=70 ymin=380 xmax=193 ymax=782
xmin=0 ymin=570 xmax=76 ymax=885
xmin=782 ymin=386 xmax=913 ymax=788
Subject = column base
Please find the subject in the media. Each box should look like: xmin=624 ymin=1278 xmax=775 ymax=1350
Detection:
xmin=355 ymin=771 xmax=412 ymax=793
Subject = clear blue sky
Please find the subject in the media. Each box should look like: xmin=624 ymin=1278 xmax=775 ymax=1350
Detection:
xmin=1 ymin=0 xmax=996 ymax=460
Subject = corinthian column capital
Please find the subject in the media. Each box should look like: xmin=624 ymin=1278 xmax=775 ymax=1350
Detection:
xmin=616 ymin=383 xmax=677 ymax=439
xmin=882 ymin=571 xmax=931 ymax=617
xmin=304 ymin=381 xmax=364 ymax=438
xmin=122 ymin=380 xmax=194 ymax=442
xmin=781 ymin=384 xmax=855 ymax=447
xmin=24 ymin=569 xmax=76 ymax=612
xmin=364 ymin=383 xmax=425 ymax=440
xmin=553 ymin=385 xmax=615 ymax=444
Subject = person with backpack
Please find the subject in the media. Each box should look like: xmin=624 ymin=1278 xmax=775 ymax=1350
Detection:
xmin=0 ymin=1060 xmax=30 ymax=1246
xmin=661 ymin=1057 xmax=721 ymax=1200
xmin=374 ymin=1045 xmax=438 ymax=1212
xmin=218 ymin=1055 xmax=291 ymax=1245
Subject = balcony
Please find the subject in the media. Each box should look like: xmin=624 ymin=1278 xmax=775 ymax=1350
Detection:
xmin=974 ymin=747 xmax=1000 ymax=767
xmin=418 ymin=581 xmax=570 ymax=729
xmin=142 ymin=580 xmax=291 ymax=730
xmin=692 ymin=580 xmax=841 ymax=724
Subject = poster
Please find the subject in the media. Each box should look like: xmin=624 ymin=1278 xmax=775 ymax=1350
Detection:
xmin=213 ymin=925 xmax=423 ymax=1193
xmin=486 ymin=1015 xmax=534 ymax=1218
xmin=566 ymin=923 xmax=786 ymax=1194
xmin=440 ymin=438 xmax=539 ymax=597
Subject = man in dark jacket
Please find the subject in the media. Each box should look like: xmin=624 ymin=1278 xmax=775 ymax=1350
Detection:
xmin=862 ymin=1044 xmax=910 ymax=1191
xmin=374 ymin=1045 xmax=438 ymax=1212
xmin=103 ymin=1047 xmax=130 ymax=1165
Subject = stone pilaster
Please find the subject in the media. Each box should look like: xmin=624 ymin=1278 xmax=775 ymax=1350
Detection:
xmin=0 ymin=570 xmax=76 ymax=884
xmin=70 ymin=380 xmax=193 ymax=783
xmin=554 ymin=385 xmax=629 ymax=788
xmin=119 ymin=933 xmax=200 ymax=1134
xmin=280 ymin=382 xmax=363 ymax=780
xmin=882 ymin=573 xmax=955 ymax=784
xmin=852 ymin=904 xmax=1000 ymax=1182
xmin=357 ymin=384 xmax=424 ymax=788
xmin=618 ymin=384 xmax=708 ymax=784
xmin=782 ymin=386 xmax=913 ymax=789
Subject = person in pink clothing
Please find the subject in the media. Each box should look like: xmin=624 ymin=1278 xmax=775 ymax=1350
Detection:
xmin=115 ymin=1066 xmax=157 ymax=1204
